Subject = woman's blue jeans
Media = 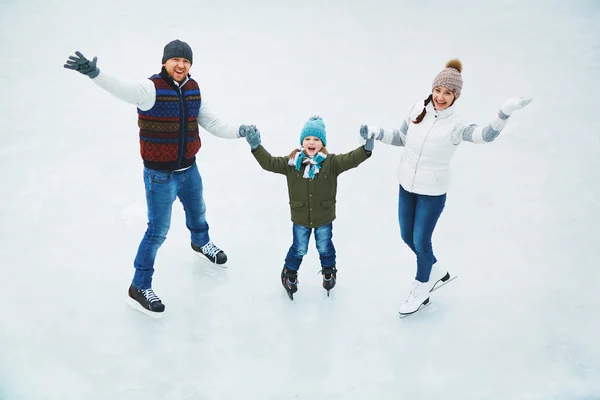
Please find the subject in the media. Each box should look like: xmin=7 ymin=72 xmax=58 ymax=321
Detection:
xmin=398 ymin=184 xmax=446 ymax=283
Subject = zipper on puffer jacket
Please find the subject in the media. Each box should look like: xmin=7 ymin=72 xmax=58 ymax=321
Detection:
xmin=411 ymin=114 xmax=438 ymax=192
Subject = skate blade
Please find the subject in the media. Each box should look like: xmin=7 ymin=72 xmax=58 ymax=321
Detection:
xmin=192 ymin=251 xmax=228 ymax=269
xmin=126 ymin=297 xmax=164 ymax=319
xmin=398 ymin=301 xmax=431 ymax=319
xmin=287 ymin=291 xmax=294 ymax=301
xmin=430 ymin=275 xmax=457 ymax=293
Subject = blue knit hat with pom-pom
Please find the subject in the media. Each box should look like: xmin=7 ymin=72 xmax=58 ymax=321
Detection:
xmin=300 ymin=116 xmax=327 ymax=147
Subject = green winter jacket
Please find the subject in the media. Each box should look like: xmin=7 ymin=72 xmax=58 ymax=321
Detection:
xmin=252 ymin=145 xmax=371 ymax=228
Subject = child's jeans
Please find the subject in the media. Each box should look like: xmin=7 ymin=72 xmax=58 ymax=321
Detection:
xmin=284 ymin=223 xmax=336 ymax=270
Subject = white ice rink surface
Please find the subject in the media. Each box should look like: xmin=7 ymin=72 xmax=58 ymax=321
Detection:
xmin=1 ymin=1 xmax=599 ymax=399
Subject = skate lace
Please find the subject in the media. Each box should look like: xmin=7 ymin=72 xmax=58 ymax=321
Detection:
xmin=141 ymin=289 xmax=160 ymax=303
xmin=318 ymin=267 xmax=336 ymax=280
xmin=200 ymin=242 xmax=221 ymax=258
xmin=405 ymin=281 xmax=421 ymax=303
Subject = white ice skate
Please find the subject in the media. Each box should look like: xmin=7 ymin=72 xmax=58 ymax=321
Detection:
xmin=399 ymin=280 xmax=430 ymax=316
xmin=426 ymin=262 xmax=455 ymax=293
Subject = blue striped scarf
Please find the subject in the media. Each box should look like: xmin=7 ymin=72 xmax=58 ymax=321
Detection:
xmin=288 ymin=150 xmax=327 ymax=179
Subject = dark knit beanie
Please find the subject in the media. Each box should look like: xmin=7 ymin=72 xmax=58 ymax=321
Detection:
xmin=162 ymin=40 xmax=193 ymax=65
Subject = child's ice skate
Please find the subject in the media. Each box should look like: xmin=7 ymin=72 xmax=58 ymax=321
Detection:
xmin=281 ymin=266 xmax=298 ymax=300
xmin=320 ymin=265 xmax=337 ymax=297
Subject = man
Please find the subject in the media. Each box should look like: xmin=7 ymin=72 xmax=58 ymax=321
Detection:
xmin=64 ymin=39 xmax=251 ymax=317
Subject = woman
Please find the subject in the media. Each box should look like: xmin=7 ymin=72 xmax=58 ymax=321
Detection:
xmin=361 ymin=59 xmax=531 ymax=316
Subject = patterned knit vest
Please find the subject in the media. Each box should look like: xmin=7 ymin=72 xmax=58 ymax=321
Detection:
xmin=137 ymin=70 xmax=202 ymax=171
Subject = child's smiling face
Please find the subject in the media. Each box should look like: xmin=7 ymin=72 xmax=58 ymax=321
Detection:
xmin=302 ymin=136 xmax=323 ymax=156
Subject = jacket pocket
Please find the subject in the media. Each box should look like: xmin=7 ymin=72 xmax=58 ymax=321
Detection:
xmin=289 ymin=201 xmax=304 ymax=208
xmin=321 ymin=200 xmax=335 ymax=209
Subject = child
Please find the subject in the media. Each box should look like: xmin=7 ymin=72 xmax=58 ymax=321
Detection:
xmin=242 ymin=117 xmax=375 ymax=299
xmin=361 ymin=59 xmax=532 ymax=316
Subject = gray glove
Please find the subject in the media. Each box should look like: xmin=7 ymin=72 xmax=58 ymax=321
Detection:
xmin=245 ymin=125 xmax=261 ymax=150
xmin=239 ymin=125 xmax=250 ymax=138
xmin=64 ymin=51 xmax=100 ymax=78
xmin=364 ymin=135 xmax=375 ymax=152
xmin=360 ymin=125 xmax=379 ymax=151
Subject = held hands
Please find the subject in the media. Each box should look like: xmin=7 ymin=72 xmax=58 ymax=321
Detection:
xmin=500 ymin=98 xmax=532 ymax=116
xmin=238 ymin=125 xmax=250 ymax=137
xmin=360 ymin=125 xmax=384 ymax=141
xmin=364 ymin=134 xmax=376 ymax=152
xmin=359 ymin=125 xmax=382 ymax=152
xmin=244 ymin=125 xmax=261 ymax=150
xmin=64 ymin=51 xmax=100 ymax=78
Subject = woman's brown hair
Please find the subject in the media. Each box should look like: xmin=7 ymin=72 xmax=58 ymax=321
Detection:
xmin=412 ymin=94 xmax=433 ymax=124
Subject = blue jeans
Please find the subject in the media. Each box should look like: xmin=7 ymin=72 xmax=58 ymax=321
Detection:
xmin=398 ymin=184 xmax=446 ymax=283
xmin=132 ymin=163 xmax=210 ymax=289
xmin=284 ymin=223 xmax=336 ymax=270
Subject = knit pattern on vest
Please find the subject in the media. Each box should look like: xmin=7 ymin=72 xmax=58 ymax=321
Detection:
xmin=138 ymin=74 xmax=201 ymax=171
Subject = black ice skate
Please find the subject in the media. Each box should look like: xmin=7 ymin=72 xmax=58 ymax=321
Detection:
xmin=281 ymin=266 xmax=298 ymax=300
xmin=320 ymin=265 xmax=337 ymax=297
xmin=127 ymin=284 xmax=165 ymax=317
xmin=191 ymin=241 xmax=228 ymax=266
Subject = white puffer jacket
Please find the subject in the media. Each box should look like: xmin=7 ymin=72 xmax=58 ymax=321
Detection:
xmin=380 ymin=101 xmax=510 ymax=196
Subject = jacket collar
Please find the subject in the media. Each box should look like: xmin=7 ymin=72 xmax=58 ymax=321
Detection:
xmin=426 ymin=101 xmax=456 ymax=119
xmin=159 ymin=66 xmax=191 ymax=89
